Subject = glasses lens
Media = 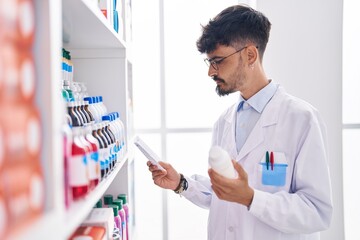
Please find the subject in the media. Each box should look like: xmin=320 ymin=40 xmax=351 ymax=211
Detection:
xmin=204 ymin=59 xmax=218 ymax=70
xmin=211 ymin=61 xmax=218 ymax=70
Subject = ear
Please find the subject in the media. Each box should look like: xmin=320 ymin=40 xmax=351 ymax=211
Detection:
xmin=246 ymin=45 xmax=258 ymax=66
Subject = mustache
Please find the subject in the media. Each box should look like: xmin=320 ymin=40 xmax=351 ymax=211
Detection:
xmin=212 ymin=76 xmax=225 ymax=83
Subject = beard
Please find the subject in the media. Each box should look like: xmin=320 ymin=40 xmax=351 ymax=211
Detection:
xmin=216 ymin=85 xmax=232 ymax=96
xmin=214 ymin=62 xmax=245 ymax=97
xmin=213 ymin=76 xmax=234 ymax=96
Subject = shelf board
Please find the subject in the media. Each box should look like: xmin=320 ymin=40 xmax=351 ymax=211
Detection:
xmin=62 ymin=156 xmax=128 ymax=239
xmin=9 ymin=156 xmax=129 ymax=240
xmin=62 ymin=0 xmax=126 ymax=49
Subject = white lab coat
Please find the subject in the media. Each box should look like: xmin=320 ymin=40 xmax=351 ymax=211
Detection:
xmin=181 ymin=86 xmax=333 ymax=240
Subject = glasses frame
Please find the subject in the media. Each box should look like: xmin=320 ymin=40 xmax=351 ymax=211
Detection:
xmin=204 ymin=45 xmax=250 ymax=70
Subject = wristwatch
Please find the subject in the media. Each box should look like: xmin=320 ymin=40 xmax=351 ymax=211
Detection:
xmin=174 ymin=173 xmax=188 ymax=194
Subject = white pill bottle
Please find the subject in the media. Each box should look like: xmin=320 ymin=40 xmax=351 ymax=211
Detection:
xmin=208 ymin=146 xmax=237 ymax=179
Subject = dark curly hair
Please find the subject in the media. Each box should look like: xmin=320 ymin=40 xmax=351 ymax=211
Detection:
xmin=196 ymin=4 xmax=271 ymax=62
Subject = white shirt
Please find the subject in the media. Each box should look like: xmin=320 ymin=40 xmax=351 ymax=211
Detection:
xmin=235 ymin=81 xmax=278 ymax=152
xmin=181 ymin=84 xmax=333 ymax=240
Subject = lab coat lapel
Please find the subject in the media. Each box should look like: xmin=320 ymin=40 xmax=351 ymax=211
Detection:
xmin=236 ymin=87 xmax=283 ymax=161
xmin=222 ymin=105 xmax=238 ymax=158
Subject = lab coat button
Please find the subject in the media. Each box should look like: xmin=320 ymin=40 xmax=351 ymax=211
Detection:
xmin=228 ymin=226 xmax=234 ymax=232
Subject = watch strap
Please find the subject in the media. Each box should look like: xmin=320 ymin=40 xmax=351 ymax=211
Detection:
xmin=174 ymin=173 xmax=188 ymax=194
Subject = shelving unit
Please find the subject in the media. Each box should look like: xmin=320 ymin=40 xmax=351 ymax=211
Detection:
xmin=6 ymin=0 xmax=134 ymax=239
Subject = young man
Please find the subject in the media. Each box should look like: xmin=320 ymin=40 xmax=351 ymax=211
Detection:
xmin=147 ymin=4 xmax=332 ymax=240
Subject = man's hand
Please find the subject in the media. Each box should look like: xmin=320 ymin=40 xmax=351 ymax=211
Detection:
xmin=208 ymin=160 xmax=254 ymax=207
xmin=147 ymin=161 xmax=181 ymax=191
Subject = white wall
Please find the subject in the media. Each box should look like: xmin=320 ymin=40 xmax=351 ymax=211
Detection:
xmin=256 ymin=1 xmax=344 ymax=239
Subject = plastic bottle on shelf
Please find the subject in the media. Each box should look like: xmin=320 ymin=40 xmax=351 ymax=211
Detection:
xmin=67 ymin=101 xmax=82 ymax=127
xmin=62 ymin=48 xmax=67 ymax=82
xmin=98 ymin=96 xmax=107 ymax=116
xmin=81 ymin=101 xmax=92 ymax=124
xmin=109 ymin=113 xmax=121 ymax=158
xmin=102 ymin=116 xmax=117 ymax=165
xmin=96 ymin=124 xmax=110 ymax=175
xmin=208 ymin=146 xmax=237 ymax=179
xmin=84 ymin=97 xmax=99 ymax=123
xmin=63 ymin=49 xmax=70 ymax=83
xmin=100 ymin=122 xmax=113 ymax=170
xmin=69 ymin=127 xmax=89 ymax=200
xmin=116 ymin=112 xmax=126 ymax=155
xmin=70 ymin=83 xmax=88 ymax=125
xmin=111 ymin=113 xmax=123 ymax=158
xmin=113 ymin=199 xmax=127 ymax=240
xmin=68 ymin=52 xmax=74 ymax=82
xmin=63 ymin=114 xmax=73 ymax=208
xmin=70 ymin=101 xmax=85 ymax=127
xmin=107 ymin=119 xmax=118 ymax=165
xmin=78 ymin=127 xmax=98 ymax=191
xmin=93 ymin=97 xmax=103 ymax=121
xmin=108 ymin=205 xmax=122 ymax=239
xmin=84 ymin=126 xmax=100 ymax=189
xmin=83 ymin=100 xmax=95 ymax=124
xmin=91 ymin=124 xmax=107 ymax=179
xmin=117 ymin=193 xmax=130 ymax=240
xmin=62 ymin=80 xmax=74 ymax=102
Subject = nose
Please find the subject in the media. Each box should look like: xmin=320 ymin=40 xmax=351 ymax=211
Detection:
xmin=208 ymin=66 xmax=217 ymax=78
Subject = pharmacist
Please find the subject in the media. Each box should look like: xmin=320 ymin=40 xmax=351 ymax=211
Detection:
xmin=147 ymin=4 xmax=333 ymax=240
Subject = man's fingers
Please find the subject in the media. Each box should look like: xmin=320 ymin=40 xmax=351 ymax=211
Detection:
xmin=233 ymin=160 xmax=247 ymax=178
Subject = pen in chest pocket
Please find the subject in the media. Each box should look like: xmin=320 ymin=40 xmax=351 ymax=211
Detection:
xmin=265 ymin=151 xmax=275 ymax=171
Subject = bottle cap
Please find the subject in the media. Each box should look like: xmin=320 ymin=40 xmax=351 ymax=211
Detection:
xmin=102 ymin=115 xmax=111 ymax=121
xmin=103 ymin=194 xmax=113 ymax=205
xmin=117 ymin=194 xmax=127 ymax=204
xmin=108 ymin=204 xmax=119 ymax=216
xmin=84 ymin=97 xmax=93 ymax=104
xmin=112 ymin=199 xmax=123 ymax=209
xmin=95 ymin=199 xmax=102 ymax=208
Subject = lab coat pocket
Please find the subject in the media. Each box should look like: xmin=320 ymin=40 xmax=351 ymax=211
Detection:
xmin=259 ymin=152 xmax=288 ymax=187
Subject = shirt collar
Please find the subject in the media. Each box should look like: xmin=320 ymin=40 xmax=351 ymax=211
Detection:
xmin=237 ymin=80 xmax=278 ymax=113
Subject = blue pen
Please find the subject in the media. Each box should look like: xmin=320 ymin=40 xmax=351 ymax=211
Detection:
xmin=266 ymin=151 xmax=270 ymax=170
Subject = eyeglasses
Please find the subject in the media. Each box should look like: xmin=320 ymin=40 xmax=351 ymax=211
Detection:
xmin=204 ymin=46 xmax=249 ymax=70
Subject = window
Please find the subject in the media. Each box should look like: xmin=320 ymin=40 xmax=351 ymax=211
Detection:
xmin=132 ymin=1 xmax=239 ymax=239
xmin=343 ymin=1 xmax=360 ymax=239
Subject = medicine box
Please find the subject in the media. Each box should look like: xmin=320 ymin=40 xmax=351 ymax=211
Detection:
xmin=81 ymin=208 xmax=114 ymax=240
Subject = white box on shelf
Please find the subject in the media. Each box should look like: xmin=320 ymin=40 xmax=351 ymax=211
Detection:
xmin=81 ymin=208 xmax=114 ymax=240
